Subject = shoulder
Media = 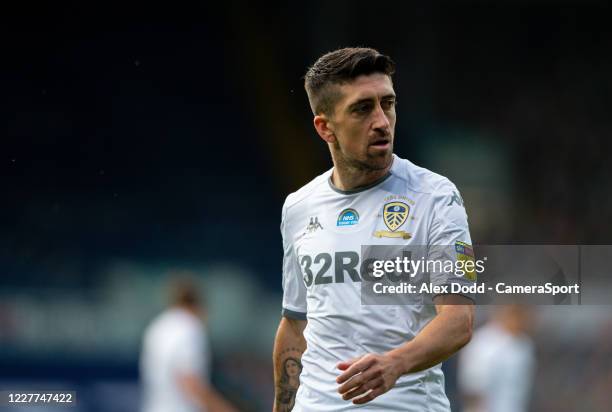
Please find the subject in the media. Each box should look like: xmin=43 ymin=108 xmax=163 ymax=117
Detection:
xmin=283 ymin=168 xmax=332 ymax=211
xmin=175 ymin=310 xmax=204 ymax=333
xmin=155 ymin=309 xmax=203 ymax=337
xmin=143 ymin=310 xmax=175 ymax=347
xmin=391 ymin=155 xmax=461 ymax=198
xmin=393 ymin=155 xmax=469 ymax=233
xmin=282 ymin=168 xmax=332 ymax=220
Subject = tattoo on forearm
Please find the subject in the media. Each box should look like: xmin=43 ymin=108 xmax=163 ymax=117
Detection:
xmin=275 ymin=349 xmax=304 ymax=411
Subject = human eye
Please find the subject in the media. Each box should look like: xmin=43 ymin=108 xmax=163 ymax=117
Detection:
xmin=350 ymin=100 xmax=373 ymax=115
xmin=381 ymin=98 xmax=396 ymax=111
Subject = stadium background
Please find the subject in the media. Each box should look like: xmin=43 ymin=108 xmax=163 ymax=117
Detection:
xmin=1 ymin=1 xmax=611 ymax=411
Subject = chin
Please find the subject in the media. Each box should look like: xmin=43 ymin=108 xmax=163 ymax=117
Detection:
xmin=363 ymin=151 xmax=392 ymax=171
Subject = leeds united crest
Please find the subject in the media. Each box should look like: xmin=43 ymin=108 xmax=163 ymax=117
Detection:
xmin=375 ymin=201 xmax=411 ymax=239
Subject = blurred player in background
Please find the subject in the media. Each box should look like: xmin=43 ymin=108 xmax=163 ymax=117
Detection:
xmin=140 ymin=276 xmax=237 ymax=412
xmin=273 ymin=47 xmax=475 ymax=411
xmin=459 ymin=306 xmax=535 ymax=412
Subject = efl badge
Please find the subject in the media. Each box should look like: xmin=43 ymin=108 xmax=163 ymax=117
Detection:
xmin=337 ymin=208 xmax=359 ymax=227
xmin=374 ymin=202 xmax=411 ymax=239
xmin=455 ymin=241 xmax=477 ymax=281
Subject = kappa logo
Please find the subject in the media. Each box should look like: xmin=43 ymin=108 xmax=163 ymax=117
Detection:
xmin=306 ymin=217 xmax=323 ymax=233
xmin=447 ymin=191 xmax=464 ymax=207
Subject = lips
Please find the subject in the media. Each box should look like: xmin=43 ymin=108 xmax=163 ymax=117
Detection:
xmin=369 ymin=138 xmax=390 ymax=147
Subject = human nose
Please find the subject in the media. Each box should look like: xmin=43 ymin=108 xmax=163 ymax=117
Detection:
xmin=371 ymin=103 xmax=391 ymax=134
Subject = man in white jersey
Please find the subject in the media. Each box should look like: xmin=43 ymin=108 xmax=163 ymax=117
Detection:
xmin=459 ymin=306 xmax=535 ymax=412
xmin=140 ymin=277 xmax=236 ymax=412
xmin=272 ymin=48 xmax=475 ymax=411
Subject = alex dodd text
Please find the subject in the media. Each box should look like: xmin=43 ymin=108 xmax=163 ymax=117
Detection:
xmin=373 ymin=282 xmax=580 ymax=296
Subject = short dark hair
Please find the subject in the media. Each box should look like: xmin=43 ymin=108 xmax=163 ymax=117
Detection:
xmin=168 ymin=273 xmax=203 ymax=309
xmin=304 ymin=47 xmax=395 ymax=116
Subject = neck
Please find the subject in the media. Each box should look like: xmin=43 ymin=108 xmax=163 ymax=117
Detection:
xmin=176 ymin=304 xmax=200 ymax=318
xmin=331 ymin=155 xmax=393 ymax=191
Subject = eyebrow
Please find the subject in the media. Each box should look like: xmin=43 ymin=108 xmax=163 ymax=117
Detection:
xmin=347 ymin=94 xmax=396 ymax=111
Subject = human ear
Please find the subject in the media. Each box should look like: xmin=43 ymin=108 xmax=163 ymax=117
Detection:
xmin=313 ymin=115 xmax=336 ymax=143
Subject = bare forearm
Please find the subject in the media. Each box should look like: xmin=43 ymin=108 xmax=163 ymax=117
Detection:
xmin=179 ymin=375 xmax=237 ymax=412
xmin=387 ymin=299 xmax=474 ymax=375
xmin=201 ymin=386 xmax=238 ymax=412
xmin=273 ymin=317 xmax=306 ymax=412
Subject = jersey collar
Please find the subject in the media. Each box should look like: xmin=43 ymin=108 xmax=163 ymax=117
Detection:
xmin=327 ymin=154 xmax=396 ymax=195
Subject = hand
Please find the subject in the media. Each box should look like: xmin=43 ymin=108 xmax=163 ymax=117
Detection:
xmin=336 ymin=353 xmax=403 ymax=404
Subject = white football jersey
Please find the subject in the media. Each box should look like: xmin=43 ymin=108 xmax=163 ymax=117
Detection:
xmin=459 ymin=323 xmax=535 ymax=412
xmin=281 ymin=154 xmax=474 ymax=411
xmin=140 ymin=308 xmax=210 ymax=412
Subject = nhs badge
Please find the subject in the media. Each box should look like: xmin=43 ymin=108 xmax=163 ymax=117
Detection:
xmin=337 ymin=208 xmax=359 ymax=226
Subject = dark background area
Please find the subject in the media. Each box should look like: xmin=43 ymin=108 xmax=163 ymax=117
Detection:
xmin=1 ymin=1 xmax=611 ymax=411
xmin=3 ymin=1 xmax=612 ymax=285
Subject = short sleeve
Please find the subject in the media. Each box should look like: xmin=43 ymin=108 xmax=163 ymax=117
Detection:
xmin=173 ymin=325 xmax=209 ymax=382
xmin=427 ymin=179 xmax=476 ymax=298
xmin=280 ymin=201 xmax=307 ymax=320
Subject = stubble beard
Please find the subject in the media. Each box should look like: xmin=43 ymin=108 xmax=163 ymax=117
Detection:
xmin=332 ymin=140 xmax=394 ymax=174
